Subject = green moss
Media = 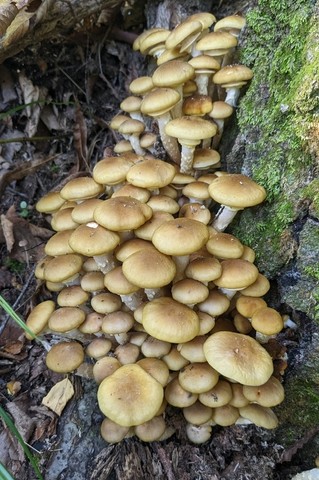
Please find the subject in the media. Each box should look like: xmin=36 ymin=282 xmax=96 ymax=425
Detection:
xmin=277 ymin=375 xmax=319 ymax=444
xmin=302 ymin=179 xmax=319 ymax=217
xmin=233 ymin=0 xmax=318 ymax=273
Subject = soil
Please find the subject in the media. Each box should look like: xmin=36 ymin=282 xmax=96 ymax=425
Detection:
xmin=0 ymin=1 xmax=317 ymax=479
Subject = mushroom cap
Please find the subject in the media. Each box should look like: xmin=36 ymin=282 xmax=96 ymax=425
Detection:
xmin=135 ymin=211 xmax=175 ymax=241
xmin=122 ymin=248 xmax=176 ymax=289
xmin=25 ymin=300 xmax=55 ymax=339
xmin=60 ymin=177 xmax=104 ymax=201
xmin=206 ymin=232 xmax=244 ymax=259
xmin=251 ymin=307 xmax=284 ymax=335
xmin=188 ymin=54 xmax=220 ymax=73
xmin=152 ymin=60 xmax=195 ymax=88
xmin=51 ymin=208 xmax=79 ymax=232
xmin=120 ymin=95 xmax=142 ymax=113
xmin=214 ymin=259 xmax=259 ymax=290
xmin=213 ymin=64 xmax=254 ymax=87
xmin=43 ymin=254 xmax=83 ymax=283
xmin=97 ymin=364 xmax=164 ymax=427
xmin=208 ymin=173 xmax=266 ymax=208
xmin=214 ymin=14 xmax=246 ymax=34
xmin=165 ymin=21 xmax=203 ymax=50
xmin=139 ymin=28 xmax=170 ymax=54
xmin=182 ymin=95 xmax=213 ymax=116
xmin=171 ymin=278 xmax=209 ymax=305
xmin=48 ymin=307 xmax=86 ymax=332
xmin=68 ymin=223 xmax=120 ymax=256
xmin=192 ymin=148 xmax=220 ymax=169
xmin=46 ymin=341 xmax=84 ymax=373
xmin=36 ymin=191 xmax=65 ymax=213
xmin=71 ymin=199 xmax=104 ymax=224
xmin=179 ymin=362 xmax=219 ymax=393
xmin=238 ymin=404 xmax=279 ymax=429
xmin=133 ymin=27 xmax=167 ymax=51
xmin=185 ymin=256 xmax=222 ymax=282
xmin=126 ymin=158 xmax=176 ymax=188
xmin=118 ymin=118 xmax=145 ymax=136
xmin=142 ymin=297 xmax=200 ymax=343
xmin=240 ymin=273 xmax=270 ymax=297
xmin=165 ymin=116 xmax=217 ymax=145
xmin=196 ymin=31 xmax=237 ymax=54
xmin=236 ymin=295 xmax=267 ymax=318
xmin=129 ymin=76 xmax=154 ymax=95
xmin=152 ymin=217 xmax=209 ymax=256
xmin=111 ymin=183 xmax=151 ymax=203
xmin=93 ymin=196 xmax=152 ymax=231
xmin=57 ymin=285 xmax=89 ymax=307
xmin=203 ymin=331 xmax=274 ymax=386
xmin=104 ymin=266 xmax=140 ymax=295
xmin=93 ymin=156 xmax=134 ymax=185
xmin=243 ymin=376 xmax=285 ymax=407
xmin=199 ymin=379 xmax=233 ymax=407
xmin=141 ymin=87 xmax=181 ymax=117
xmin=44 ymin=230 xmax=75 ymax=256
xmin=209 ymin=101 xmax=234 ymax=119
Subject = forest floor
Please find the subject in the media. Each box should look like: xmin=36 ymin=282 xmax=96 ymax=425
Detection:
xmin=0 ymin=1 xmax=317 ymax=479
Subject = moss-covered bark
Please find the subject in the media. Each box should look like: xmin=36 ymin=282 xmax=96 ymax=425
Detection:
xmin=227 ymin=0 xmax=319 ymax=323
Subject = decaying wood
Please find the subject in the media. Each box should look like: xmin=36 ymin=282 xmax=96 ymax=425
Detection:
xmin=0 ymin=0 xmax=124 ymax=64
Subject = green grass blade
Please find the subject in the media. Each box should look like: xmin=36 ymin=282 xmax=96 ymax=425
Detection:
xmin=0 ymin=406 xmax=44 ymax=480
xmin=0 ymin=295 xmax=40 ymax=341
xmin=0 ymin=461 xmax=16 ymax=480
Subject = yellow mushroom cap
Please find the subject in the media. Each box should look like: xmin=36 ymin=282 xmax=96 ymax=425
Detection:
xmin=142 ymin=297 xmax=200 ymax=343
xmin=46 ymin=341 xmax=84 ymax=373
xmin=204 ymin=331 xmax=274 ymax=386
xmin=208 ymin=173 xmax=266 ymax=209
xmin=25 ymin=300 xmax=55 ymax=339
xmin=97 ymin=364 xmax=164 ymax=427
xmin=93 ymin=196 xmax=152 ymax=231
xmin=122 ymin=248 xmax=176 ymax=289
xmin=152 ymin=218 xmax=209 ymax=255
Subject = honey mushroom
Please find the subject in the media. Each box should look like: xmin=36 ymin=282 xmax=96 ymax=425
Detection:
xmin=27 ymin=9 xmax=287 ymax=446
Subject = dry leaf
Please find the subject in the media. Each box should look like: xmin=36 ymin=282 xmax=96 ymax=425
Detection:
xmin=42 ymin=378 xmax=74 ymax=416
xmin=0 ymin=0 xmax=19 ymax=36
xmin=0 ymin=212 xmax=14 ymax=251
xmin=3 ymin=339 xmax=24 ymax=355
xmin=2 ymin=6 xmax=34 ymax=48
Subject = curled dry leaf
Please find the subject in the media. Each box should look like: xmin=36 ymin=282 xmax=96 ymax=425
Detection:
xmin=0 ymin=212 xmax=14 ymax=252
xmin=42 ymin=378 xmax=75 ymax=416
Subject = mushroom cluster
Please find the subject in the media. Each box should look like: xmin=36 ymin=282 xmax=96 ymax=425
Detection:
xmin=25 ymin=11 xmax=287 ymax=444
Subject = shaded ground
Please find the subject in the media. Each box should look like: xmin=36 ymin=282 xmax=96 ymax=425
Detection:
xmin=1 ymin=1 xmax=318 ymax=479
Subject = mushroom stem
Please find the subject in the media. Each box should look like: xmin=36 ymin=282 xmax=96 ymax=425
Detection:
xmin=224 ymin=87 xmax=241 ymax=107
xmin=173 ymin=255 xmax=190 ymax=282
xmin=93 ymin=253 xmax=118 ymax=274
xmin=180 ymin=144 xmax=196 ymax=174
xmin=212 ymin=205 xmax=240 ymax=232
xmin=129 ymin=134 xmax=146 ymax=156
xmin=157 ymin=114 xmax=181 ymax=165
xmin=120 ymin=291 xmax=145 ymax=311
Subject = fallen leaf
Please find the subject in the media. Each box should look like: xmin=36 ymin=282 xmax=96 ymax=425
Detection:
xmin=42 ymin=378 xmax=74 ymax=416
xmin=0 ymin=212 xmax=14 ymax=251
xmin=2 ymin=339 xmax=24 ymax=354
xmin=2 ymin=6 xmax=34 ymax=48
xmin=0 ymin=0 xmax=19 ymax=36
